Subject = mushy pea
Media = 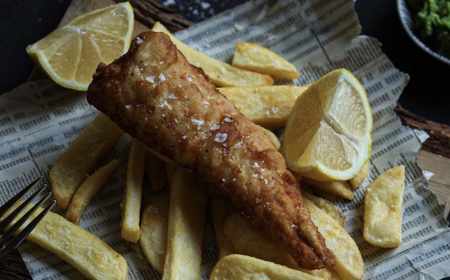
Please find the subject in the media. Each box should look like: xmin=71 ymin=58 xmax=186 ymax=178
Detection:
xmin=407 ymin=0 xmax=450 ymax=58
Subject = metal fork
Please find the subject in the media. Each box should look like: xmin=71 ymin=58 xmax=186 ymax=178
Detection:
xmin=0 ymin=174 xmax=55 ymax=257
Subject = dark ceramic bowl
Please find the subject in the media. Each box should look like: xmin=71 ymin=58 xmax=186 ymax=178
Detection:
xmin=397 ymin=0 xmax=450 ymax=65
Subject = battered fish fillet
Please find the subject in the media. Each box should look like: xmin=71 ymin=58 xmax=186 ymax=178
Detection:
xmin=87 ymin=32 xmax=334 ymax=269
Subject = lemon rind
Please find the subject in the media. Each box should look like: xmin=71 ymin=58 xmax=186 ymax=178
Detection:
xmin=26 ymin=2 xmax=134 ymax=92
xmin=283 ymin=69 xmax=373 ymax=181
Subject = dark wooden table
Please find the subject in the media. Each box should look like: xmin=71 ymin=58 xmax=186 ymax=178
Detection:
xmin=0 ymin=0 xmax=449 ymax=279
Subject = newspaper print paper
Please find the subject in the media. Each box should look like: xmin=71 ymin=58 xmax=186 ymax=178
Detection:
xmin=0 ymin=0 xmax=449 ymax=279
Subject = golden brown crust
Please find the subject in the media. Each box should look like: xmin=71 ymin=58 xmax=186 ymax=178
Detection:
xmin=87 ymin=32 xmax=334 ymax=269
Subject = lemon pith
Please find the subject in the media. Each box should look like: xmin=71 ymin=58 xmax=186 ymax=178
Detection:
xmin=282 ymin=69 xmax=372 ymax=181
xmin=26 ymin=2 xmax=134 ymax=91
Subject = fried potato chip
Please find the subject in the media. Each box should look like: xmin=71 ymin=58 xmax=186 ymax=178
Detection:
xmin=121 ymin=140 xmax=146 ymax=242
xmin=1 ymin=201 xmax=128 ymax=280
xmin=224 ymin=213 xmax=298 ymax=268
xmin=66 ymin=159 xmax=119 ymax=223
xmin=165 ymin=162 xmax=177 ymax=183
xmin=349 ymin=161 xmax=369 ymax=189
xmin=162 ymin=168 xmax=207 ymax=280
xmin=28 ymin=211 xmax=127 ymax=280
xmin=140 ymin=192 xmax=169 ymax=273
xmin=304 ymin=199 xmax=364 ymax=280
xmin=218 ymin=86 xmax=307 ymax=129
xmin=223 ymin=212 xmax=339 ymax=279
xmin=303 ymin=268 xmax=341 ymax=280
xmin=303 ymin=192 xmax=345 ymax=227
xmin=212 ymin=199 xmax=234 ymax=258
xmin=145 ymin=151 xmax=168 ymax=192
xmin=152 ymin=22 xmax=273 ymax=87
xmin=50 ymin=114 xmax=122 ymax=209
xmin=364 ymin=165 xmax=405 ymax=248
xmin=304 ymin=179 xmax=354 ymax=200
xmin=262 ymin=127 xmax=281 ymax=150
xmin=232 ymin=42 xmax=300 ymax=80
xmin=210 ymin=254 xmax=322 ymax=280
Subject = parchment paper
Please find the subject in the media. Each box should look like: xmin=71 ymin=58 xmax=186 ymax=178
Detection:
xmin=0 ymin=0 xmax=449 ymax=279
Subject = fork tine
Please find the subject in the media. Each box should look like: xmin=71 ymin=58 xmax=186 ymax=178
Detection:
xmin=0 ymin=191 xmax=52 ymax=245
xmin=0 ymin=199 xmax=55 ymax=257
xmin=0 ymin=177 xmax=40 ymax=218
xmin=0 ymin=181 xmax=47 ymax=231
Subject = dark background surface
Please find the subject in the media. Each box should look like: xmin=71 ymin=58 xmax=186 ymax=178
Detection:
xmin=0 ymin=0 xmax=449 ymax=279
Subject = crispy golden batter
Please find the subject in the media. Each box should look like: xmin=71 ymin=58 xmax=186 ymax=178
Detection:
xmin=87 ymin=32 xmax=333 ymax=269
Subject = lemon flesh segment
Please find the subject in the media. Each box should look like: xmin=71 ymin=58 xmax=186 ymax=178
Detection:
xmin=70 ymin=5 xmax=132 ymax=38
xmin=26 ymin=2 xmax=134 ymax=91
xmin=282 ymin=69 xmax=372 ymax=181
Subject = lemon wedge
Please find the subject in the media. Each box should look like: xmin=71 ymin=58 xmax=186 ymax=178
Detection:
xmin=282 ymin=69 xmax=372 ymax=181
xmin=26 ymin=2 xmax=134 ymax=91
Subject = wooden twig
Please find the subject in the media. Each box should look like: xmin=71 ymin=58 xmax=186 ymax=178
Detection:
xmin=117 ymin=0 xmax=191 ymax=31
xmin=395 ymin=105 xmax=450 ymax=157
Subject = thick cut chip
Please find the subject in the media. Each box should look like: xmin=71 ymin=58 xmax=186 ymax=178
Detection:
xmin=162 ymin=168 xmax=207 ymax=280
xmin=364 ymin=165 xmax=405 ymax=248
xmin=224 ymin=213 xmax=298 ymax=268
xmin=349 ymin=161 xmax=369 ymax=189
xmin=140 ymin=193 xmax=169 ymax=273
xmin=26 ymin=3 xmax=134 ymax=91
xmin=165 ymin=162 xmax=177 ymax=183
xmin=282 ymin=69 xmax=372 ymax=181
xmin=50 ymin=114 xmax=122 ymax=209
xmin=223 ymin=212 xmax=339 ymax=279
xmin=303 ymin=192 xmax=345 ymax=227
xmin=212 ymin=199 xmax=234 ymax=259
xmin=218 ymin=86 xmax=306 ymax=129
xmin=121 ymin=140 xmax=146 ymax=242
xmin=232 ymin=42 xmax=300 ymax=80
xmin=210 ymin=254 xmax=322 ymax=280
xmin=145 ymin=151 xmax=168 ymax=192
xmin=152 ymin=22 xmax=273 ymax=87
xmin=303 ymin=269 xmax=341 ymax=280
xmin=304 ymin=199 xmax=364 ymax=280
xmin=66 ymin=159 xmax=119 ymax=223
xmin=305 ymin=179 xmax=354 ymax=200
xmin=26 ymin=211 xmax=127 ymax=280
xmin=261 ymin=128 xmax=281 ymax=150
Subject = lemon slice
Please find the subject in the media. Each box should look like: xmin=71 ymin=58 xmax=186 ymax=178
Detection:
xmin=282 ymin=69 xmax=372 ymax=181
xmin=26 ymin=2 xmax=134 ymax=91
